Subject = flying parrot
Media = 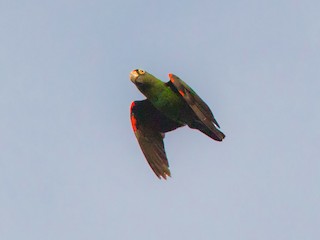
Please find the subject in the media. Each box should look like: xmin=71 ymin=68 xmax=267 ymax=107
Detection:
xmin=130 ymin=69 xmax=225 ymax=179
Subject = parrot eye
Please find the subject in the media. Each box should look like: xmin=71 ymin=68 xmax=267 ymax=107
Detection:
xmin=138 ymin=69 xmax=145 ymax=75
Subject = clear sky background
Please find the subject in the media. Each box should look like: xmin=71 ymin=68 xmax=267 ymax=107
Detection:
xmin=1 ymin=1 xmax=319 ymax=239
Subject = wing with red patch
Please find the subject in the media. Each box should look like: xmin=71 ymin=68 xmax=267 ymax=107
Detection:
xmin=130 ymin=100 xmax=183 ymax=179
xmin=168 ymin=74 xmax=225 ymax=141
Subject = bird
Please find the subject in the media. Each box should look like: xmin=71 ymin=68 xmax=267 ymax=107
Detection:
xmin=130 ymin=69 xmax=225 ymax=179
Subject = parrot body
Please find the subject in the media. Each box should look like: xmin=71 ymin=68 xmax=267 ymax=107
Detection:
xmin=130 ymin=69 xmax=225 ymax=179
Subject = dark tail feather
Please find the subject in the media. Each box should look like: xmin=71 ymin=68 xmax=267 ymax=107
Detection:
xmin=189 ymin=120 xmax=225 ymax=141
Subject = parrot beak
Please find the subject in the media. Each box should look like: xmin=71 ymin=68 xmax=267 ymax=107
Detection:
xmin=130 ymin=70 xmax=139 ymax=83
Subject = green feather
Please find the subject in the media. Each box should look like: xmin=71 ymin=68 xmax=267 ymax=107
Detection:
xmin=131 ymin=71 xmax=186 ymax=123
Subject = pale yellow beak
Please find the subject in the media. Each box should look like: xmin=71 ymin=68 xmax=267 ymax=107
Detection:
xmin=130 ymin=70 xmax=139 ymax=82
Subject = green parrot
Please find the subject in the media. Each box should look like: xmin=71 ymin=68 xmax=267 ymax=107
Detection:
xmin=130 ymin=69 xmax=225 ymax=179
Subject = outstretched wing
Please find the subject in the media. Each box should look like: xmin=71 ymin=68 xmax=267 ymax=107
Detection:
xmin=168 ymin=74 xmax=225 ymax=141
xmin=130 ymin=100 xmax=183 ymax=179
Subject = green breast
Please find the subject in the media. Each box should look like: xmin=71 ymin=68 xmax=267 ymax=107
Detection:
xmin=151 ymin=86 xmax=186 ymax=122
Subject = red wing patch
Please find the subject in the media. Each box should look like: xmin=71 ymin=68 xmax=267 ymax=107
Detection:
xmin=168 ymin=73 xmax=174 ymax=82
xmin=131 ymin=115 xmax=137 ymax=132
xmin=130 ymin=101 xmax=138 ymax=132
xmin=178 ymin=90 xmax=185 ymax=96
xmin=130 ymin=101 xmax=136 ymax=109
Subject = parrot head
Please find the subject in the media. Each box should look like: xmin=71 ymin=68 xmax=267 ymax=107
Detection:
xmin=129 ymin=69 xmax=146 ymax=83
xmin=130 ymin=69 xmax=159 ymax=92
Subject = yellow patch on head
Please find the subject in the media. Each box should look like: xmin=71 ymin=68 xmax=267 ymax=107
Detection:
xmin=138 ymin=69 xmax=145 ymax=75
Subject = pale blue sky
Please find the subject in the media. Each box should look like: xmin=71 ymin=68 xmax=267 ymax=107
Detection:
xmin=1 ymin=1 xmax=319 ymax=239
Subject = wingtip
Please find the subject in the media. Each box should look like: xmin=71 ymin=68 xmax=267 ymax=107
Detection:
xmin=160 ymin=172 xmax=171 ymax=180
xmin=216 ymin=131 xmax=226 ymax=141
xmin=155 ymin=167 xmax=171 ymax=180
